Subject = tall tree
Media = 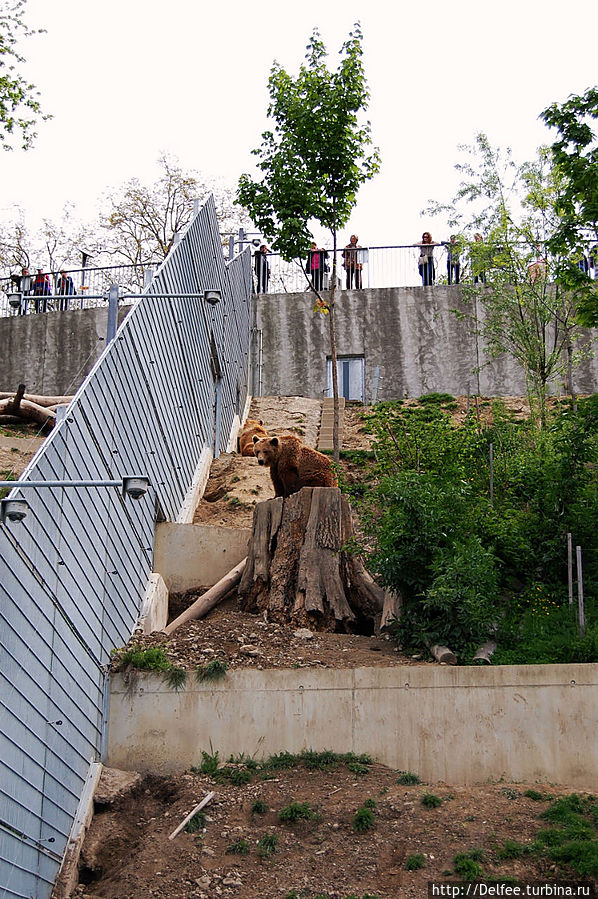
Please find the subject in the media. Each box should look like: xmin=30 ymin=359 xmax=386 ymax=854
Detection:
xmin=237 ymin=24 xmax=380 ymax=462
xmin=425 ymin=134 xmax=580 ymax=428
xmin=541 ymin=87 xmax=598 ymax=327
xmin=0 ymin=0 xmax=50 ymax=149
xmin=100 ymin=153 xmax=248 ymax=272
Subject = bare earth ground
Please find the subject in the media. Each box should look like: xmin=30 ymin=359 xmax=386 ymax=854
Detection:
xmin=3 ymin=399 xmax=592 ymax=897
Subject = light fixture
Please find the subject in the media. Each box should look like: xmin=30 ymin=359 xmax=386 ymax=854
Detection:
xmin=8 ymin=293 xmax=21 ymax=309
xmin=122 ymin=476 xmax=150 ymax=500
xmin=1 ymin=498 xmax=29 ymax=523
xmin=203 ymin=290 xmax=222 ymax=306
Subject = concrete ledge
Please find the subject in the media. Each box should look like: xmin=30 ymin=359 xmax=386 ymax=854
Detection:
xmin=176 ymin=447 xmax=213 ymax=524
xmin=51 ymin=762 xmax=102 ymax=899
xmin=154 ymin=523 xmax=251 ymax=593
xmin=137 ymin=572 xmax=169 ymax=634
xmin=107 ymin=663 xmax=598 ymax=787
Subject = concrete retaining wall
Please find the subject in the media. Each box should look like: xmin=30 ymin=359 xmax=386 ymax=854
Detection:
xmin=107 ymin=663 xmax=598 ymax=786
xmin=256 ymin=287 xmax=598 ymax=400
xmin=0 ymin=305 xmax=131 ymax=395
xmin=153 ymin=523 xmax=251 ymax=593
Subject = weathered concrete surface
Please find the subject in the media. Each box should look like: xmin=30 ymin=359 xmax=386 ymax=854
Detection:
xmin=255 ymin=287 xmax=598 ymax=400
xmin=154 ymin=523 xmax=251 ymax=592
xmin=0 ymin=305 xmax=131 ymax=395
xmin=107 ymin=663 xmax=598 ymax=787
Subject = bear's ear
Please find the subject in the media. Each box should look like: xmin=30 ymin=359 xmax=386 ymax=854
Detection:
xmin=253 ymin=435 xmax=260 ymax=444
xmin=270 ymin=437 xmax=279 ymax=447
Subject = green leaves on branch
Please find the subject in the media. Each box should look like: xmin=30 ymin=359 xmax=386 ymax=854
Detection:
xmin=236 ymin=23 xmax=380 ymax=263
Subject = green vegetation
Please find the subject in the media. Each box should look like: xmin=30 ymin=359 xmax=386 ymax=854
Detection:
xmin=251 ymin=799 xmax=268 ymax=816
xmin=405 ymin=853 xmax=426 ymax=870
xmin=192 ymin=748 xmax=374 ymax=786
xmin=353 ymin=804 xmax=376 ymax=832
xmin=421 ymin=792 xmax=443 ymax=809
xmin=453 ymin=849 xmax=485 ymax=881
xmin=225 ymin=838 xmax=249 ymax=855
xmin=195 ymin=659 xmax=228 ymax=682
xmin=257 ymin=832 xmax=278 ymax=857
xmin=397 ymin=771 xmax=421 ymax=785
xmin=278 ymin=801 xmax=318 ymax=823
xmin=184 ymin=810 xmax=206 ymax=834
xmin=116 ymin=645 xmax=171 ymax=672
xmin=354 ymin=395 xmax=598 ymax=662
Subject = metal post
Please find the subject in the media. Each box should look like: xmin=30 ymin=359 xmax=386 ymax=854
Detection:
xmin=567 ymin=533 xmax=573 ymax=605
xmin=576 ymin=546 xmax=585 ymax=634
xmin=107 ymin=284 xmax=119 ymax=344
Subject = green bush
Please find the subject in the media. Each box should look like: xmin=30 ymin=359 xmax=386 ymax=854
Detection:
xmin=278 ymin=801 xmax=317 ymax=823
xmin=353 ymin=805 xmax=375 ymax=832
xmin=405 ymin=852 xmax=425 ymax=870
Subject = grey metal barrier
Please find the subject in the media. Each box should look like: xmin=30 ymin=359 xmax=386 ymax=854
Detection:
xmin=0 ymin=195 xmax=252 ymax=898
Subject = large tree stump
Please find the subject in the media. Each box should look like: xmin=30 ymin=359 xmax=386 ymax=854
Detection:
xmin=238 ymin=487 xmax=398 ymax=633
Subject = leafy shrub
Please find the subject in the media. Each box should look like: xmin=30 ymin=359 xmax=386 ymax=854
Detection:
xmin=278 ymin=801 xmax=317 ymax=823
xmin=421 ymin=793 xmax=442 ymax=809
xmin=226 ymin=838 xmax=249 ymax=854
xmin=397 ymin=771 xmax=421 ymax=785
xmin=196 ymin=659 xmax=228 ymax=682
xmin=184 ymin=810 xmax=206 ymax=833
xmin=353 ymin=805 xmax=375 ymax=832
xmin=117 ymin=645 xmax=171 ymax=671
xmin=251 ymin=799 xmax=268 ymax=816
xmin=257 ymin=833 xmax=278 ymax=857
xmin=453 ymin=850 xmax=484 ymax=880
xmin=405 ymin=852 xmax=425 ymax=870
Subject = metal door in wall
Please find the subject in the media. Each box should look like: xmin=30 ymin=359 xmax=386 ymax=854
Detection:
xmin=327 ymin=356 xmax=365 ymax=402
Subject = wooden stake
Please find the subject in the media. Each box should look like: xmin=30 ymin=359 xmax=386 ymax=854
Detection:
xmin=168 ymin=791 xmax=215 ymax=841
xmin=567 ymin=533 xmax=573 ymax=605
xmin=577 ymin=546 xmax=585 ymax=635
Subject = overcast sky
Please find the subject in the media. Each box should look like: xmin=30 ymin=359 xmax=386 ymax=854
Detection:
xmin=1 ymin=0 xmax=597 ymax=254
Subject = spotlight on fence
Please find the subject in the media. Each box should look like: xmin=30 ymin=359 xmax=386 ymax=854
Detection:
xmin=8 ymin=293 xmax=22 ymax=309
xmin=203 ymin=290 xmax=222 ymax=306
xmin=1 ymin=498 xmax=29 ymax=524
xmin=122 ymin=476 xmax=150 ymax=500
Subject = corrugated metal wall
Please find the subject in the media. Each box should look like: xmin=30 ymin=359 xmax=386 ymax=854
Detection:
xmin=0 ymin=196 xmax=252 ymax=898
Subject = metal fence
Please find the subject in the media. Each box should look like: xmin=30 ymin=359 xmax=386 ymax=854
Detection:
xmin=0 ymin=262 xmax=162 ymax=317
xmin=0 ymin=196 xmax=252 ymax=898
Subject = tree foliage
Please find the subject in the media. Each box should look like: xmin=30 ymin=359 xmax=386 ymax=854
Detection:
xmin=541 ymin=87 xmax=598 ymax=327
xmin=99 ymin=153 xmax=247 ymax=268
xmin=0 ymin=0 xmax=49 ymax=150
xmin=236 ymin=24 xmax=379 ymax=460
xmin=425 ymin=134 xmax=581 ymax=428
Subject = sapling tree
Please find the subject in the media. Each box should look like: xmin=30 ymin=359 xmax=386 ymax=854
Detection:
xmin=236 ymin=24 xmax=380 ymax=461
xmin=425 ymin=134 xmax=581 ymax=428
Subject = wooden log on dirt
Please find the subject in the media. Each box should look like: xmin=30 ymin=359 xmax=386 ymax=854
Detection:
xmin=0 ymin=391 xmax=75 ymax=407
xmin=0 ymin=397 xmax=56 ymax=428
xmin=238 ymin=487 xmax=387 ymax=632
xmin=164 ymin=557 xmax=247 ymax=635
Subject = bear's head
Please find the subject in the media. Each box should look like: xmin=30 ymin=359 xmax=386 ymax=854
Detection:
xmin=253 ymin=435 xmax=279 ymax=467
xmin=243 ymin=418 xmax=264 ymax=429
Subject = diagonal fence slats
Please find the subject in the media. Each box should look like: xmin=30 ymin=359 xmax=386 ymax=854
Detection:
xmin=0 ymin=196 xmax=252 ymax=898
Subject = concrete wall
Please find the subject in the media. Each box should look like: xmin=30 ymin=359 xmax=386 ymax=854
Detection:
xmin=256 ymin=287 xmax=598 ymax=400
xmin=154 ymin=523 xmax=251 ymax=593
xmin=107 ymin=663 xmax=598 ymax=787
xmin=0 ymin=305 xmax=131 ymax=395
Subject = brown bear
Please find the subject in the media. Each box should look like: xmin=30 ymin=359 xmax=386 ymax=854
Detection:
xmin=252 ymin=434 xmax=337 ymax=498
xmin=238 ymin=418 xmax=268 ymax=456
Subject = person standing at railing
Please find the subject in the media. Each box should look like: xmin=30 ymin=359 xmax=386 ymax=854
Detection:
xmin=32 ymin=268 xmax=52 ymax=313
xmin=56 ymin=269 xmax=76 ymax=310
xmin=414 ymin=231 xmax=439 ymax=286
xmin=10 ymin=267 xmax=33 ymax=315
xmin=446 ymin=235 xmax=461 ymax=285
xmin=255 ymin=244 xmax=270 ymax=293
xmin=306 ymin=242 xmax=329 ymax=291
xmin=342 ymin=234 xmax=363 ymax=289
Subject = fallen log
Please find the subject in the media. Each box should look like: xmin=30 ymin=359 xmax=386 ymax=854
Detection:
xmin=238 ymin=488 xmax=386 ymax=632
xmin=168 ymin=791 xmax=215 ymax=841
xmin=0 ymin=397 xmax=56 ymax=428
xmin=0 ymin=392 xmax=75 ymax=407
xmin=473 ymin=640 xmax=496 ymax=664
xmin=164 ymin=557 xmax=247 ymax=635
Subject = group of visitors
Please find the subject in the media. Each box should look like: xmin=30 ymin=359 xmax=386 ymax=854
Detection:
xmin=253 ymin=235 xmax=366 ymax=294
xmin=10 ymin=267 xmax=76 ymax=315
xmin=414 ymin=232 xmax=488 ymax=286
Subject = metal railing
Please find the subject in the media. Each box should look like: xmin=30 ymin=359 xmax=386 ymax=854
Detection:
xmin=0 ymin=196 xmax=252 ymax=898
xmin=0 ymin=262 xmax=163 ymax=317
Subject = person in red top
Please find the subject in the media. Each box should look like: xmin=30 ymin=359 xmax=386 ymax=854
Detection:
xmin=32 ymin=268 xmax=52 ymax=313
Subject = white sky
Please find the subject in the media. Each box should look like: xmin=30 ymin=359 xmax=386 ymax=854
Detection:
xmin=1 ymin=0 xmax=597 ymax=253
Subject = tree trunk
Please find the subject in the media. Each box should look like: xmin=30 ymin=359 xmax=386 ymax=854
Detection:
xmin=238 ymin=487 xmax=395 ymax=633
